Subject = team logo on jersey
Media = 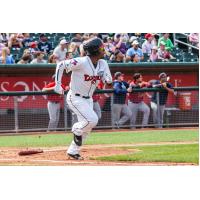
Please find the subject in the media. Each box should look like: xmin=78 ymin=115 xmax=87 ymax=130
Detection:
xmin=70 ymin=59 xmax=78 ymax=65
xmin=84 ymin=74 xmax=101 ymax=84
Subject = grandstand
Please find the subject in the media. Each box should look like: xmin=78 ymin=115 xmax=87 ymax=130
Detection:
xmin=0 ymin=33 xmax=199 ymax=64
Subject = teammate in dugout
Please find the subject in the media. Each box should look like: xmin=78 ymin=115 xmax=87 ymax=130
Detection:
xmin=150 ymin=72 xmax=174 ymax=128
xmin=42 ymin=75 xmax=69 ymax=132
xmin=112 ymin=72 xmax=132 ymax=128
xmin=54 ymin=37 xmax=112 ymax=160
xmin=128 ymin=73 xmax=151 ymax=129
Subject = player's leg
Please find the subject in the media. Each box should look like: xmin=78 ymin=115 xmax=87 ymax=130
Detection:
xmin=139 ymin=102 xmax=150 ymax=127
xmin=118 ymin=104 xmax=132 ymax=126
xmin=47 ymin=101 xmax=58 ymax=131
xmin=159 ymin=105 xmax=165 ymax=128
xmin=150 ymin=101 xmax=159 ymax=127
xmin=66 ymin=94 xmax=98 ymax=157
xmin=55 ymin=103 xmax=60 ymax=129
xmin=112 ymin=104 xmax=122 ymax=128
xmin=93 ymin=101 xmax=102 ymax=120
xmin=128 ymin=102 xmax=139 ymax=129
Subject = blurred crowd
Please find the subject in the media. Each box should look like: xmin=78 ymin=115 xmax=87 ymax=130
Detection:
xmin=0 ymin=33 xmax=199 ymax=64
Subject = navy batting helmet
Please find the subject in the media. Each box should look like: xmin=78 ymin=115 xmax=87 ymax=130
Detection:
xmin=83 ymin=37 xmax=104 ymax=56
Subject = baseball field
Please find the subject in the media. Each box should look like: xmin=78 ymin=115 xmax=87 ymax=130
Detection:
xmin=0 ymin=128 xmax=198 ymax=166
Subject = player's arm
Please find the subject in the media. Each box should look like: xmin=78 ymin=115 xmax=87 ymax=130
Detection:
xmin=42 ymin=87 xmax=55 ymax=92
xmin=102 ymin=61 xmax=113 ymax=85
xmin=54 ymin=58 xmax=81 ymax=94
xmin=42 ymin=82 xmax=55 ymax=92
xmin=162 ymin=82 xmax=174 ymax=94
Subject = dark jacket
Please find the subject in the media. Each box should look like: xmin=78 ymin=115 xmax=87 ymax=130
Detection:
xmin=113 ymin=80 xmax=129 ymax=104
xmin=151 ymin=80 xmax=173 ymax=105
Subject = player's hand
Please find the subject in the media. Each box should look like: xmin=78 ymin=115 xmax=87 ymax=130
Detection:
xmin=162 ymin=82 xmax=167 ymax=88
xmin=127 ymin=87 xmax=132 ymax=93
xmin=54 ymin=85 xmax=64 ymax=95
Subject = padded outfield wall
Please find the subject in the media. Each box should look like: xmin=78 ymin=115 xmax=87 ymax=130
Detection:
xmin=0 ymin=62 xmax=199 ymax=132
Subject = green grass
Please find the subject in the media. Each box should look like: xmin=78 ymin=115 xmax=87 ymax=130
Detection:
xmin=0 ymin=129 xmax=198 ymax=147
xmin=94 ymin=144 xmax=199 ymax=164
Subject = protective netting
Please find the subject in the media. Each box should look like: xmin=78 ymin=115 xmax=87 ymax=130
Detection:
xmin=0 ymin=88 xmax=198 ymax=133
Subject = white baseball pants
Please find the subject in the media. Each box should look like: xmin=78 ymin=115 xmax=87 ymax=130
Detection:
xmin=66 ymin=91 xmax=98 ymax=155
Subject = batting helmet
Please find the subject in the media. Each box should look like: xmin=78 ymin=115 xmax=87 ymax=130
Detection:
xmin=83 ymin=37 xmax=104 ymax=56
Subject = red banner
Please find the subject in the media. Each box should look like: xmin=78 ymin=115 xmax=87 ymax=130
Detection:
xmin=0 ymin=73 xmax=198 ymax=109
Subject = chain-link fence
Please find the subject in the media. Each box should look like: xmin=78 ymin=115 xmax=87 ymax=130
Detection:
xmin=0 ymin=87 xmax=198 ymax=133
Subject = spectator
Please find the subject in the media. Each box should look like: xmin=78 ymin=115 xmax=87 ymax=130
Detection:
xmin=0 ymin=33 xmax=9 ymax=44
xmin=30 ymin=51 xmax=47 ymax=64
xmin=131 ymin=53 xmax=140 ymax=63
xmin=126 ymin=40 xmax=144 ymax=62
xmin=8 ymin=33 xmax=23 ymax=48
xmin=53 ymin=39 xmax=70 ymax=63
xmin=17 ymin=54 xmax=31 ymax=64
xmin=68 ymin=42 xmax=80 ymax=58
xmin=142 ymin=33 xmax=154 ymax=55
xmin=110 ymin=49 xmax=125 ymax=63
xmin=150 ymin=46 xmax=159 ymax=62
xmin=152 ymin=33 xmax=159 ymax=46
xmin=158 ymin=41 xmax=175 ymax=61
xmin=22 ymin=49 xmax=33 ymax=62
xmin=28 ymin=41 xmax=40 ymax=55
xmin=188 ymin=33 xmax=199 ymax=48
xmin=150 ymin=72 xmax=174 ymax=128
xmin=126 ymin=35 xmax=138 ymax=49
xmin=158 ymin=33 xmax=174 ymax=51
xmin=112 ymin=72 xmax=132 ymax=128
xmin=128 ymin=73 xmax=151 ymax=129
xmin=48 ymin=54 xmax=57 ymax=63
xmin=0 ymin=47 xmax=15 ymax=64
xmin=113 ymin=33 xmax=127 ymax=54
xmin=22 ymin=33 xmax=32 ymax=47
xmin=38 ymin=34 xmax=52 ymax=54
xmin=71 ymin=33 xmax=83 ymax=46
xmin=0 ymin=42 xmax=5 ymax=56
xmin=82 ymin=33 xmax=90 ymax=41
xmin=103 ymin=36 xmax=115 ymax=60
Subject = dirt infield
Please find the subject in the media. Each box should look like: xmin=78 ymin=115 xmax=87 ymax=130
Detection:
xmin=0 ymin=141 xmax=198 ymax=166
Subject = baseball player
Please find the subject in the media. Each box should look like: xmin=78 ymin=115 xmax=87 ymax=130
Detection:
xmin=150 ymin=72 xmax=174 ymax=128
xmin=112 ymin=72 xmax=132 ymax=128
xmin=92 ymin=81 xmax=104 ymax=120
xmin=42 ymin=76 xmax=68 ymax=131
xmin=128 ymin=73 xmax=151 ymax=129
xmin=54 ymin=37 xmax=112 ymax=160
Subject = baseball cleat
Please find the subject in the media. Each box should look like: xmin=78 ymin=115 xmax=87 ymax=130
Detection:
xmin=67 ymin=153 xmax=84 ymax=160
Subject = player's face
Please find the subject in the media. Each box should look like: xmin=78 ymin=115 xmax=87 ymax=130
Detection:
xmin=98 ymin=45 xmax=105 ymax=59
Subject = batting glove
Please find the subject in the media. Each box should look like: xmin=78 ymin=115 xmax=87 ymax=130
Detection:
xmin=54 ymin=85 xmax=64 ymax=95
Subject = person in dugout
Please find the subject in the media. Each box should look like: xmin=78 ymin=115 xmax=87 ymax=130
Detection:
xmin=42 ymin=75 xmax=69 ymax=131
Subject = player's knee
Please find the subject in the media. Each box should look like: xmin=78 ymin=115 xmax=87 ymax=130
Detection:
xmin=127 ymin=111 xmax=132 ymax=118
xmin=89 ymin=115 xmax=98 ymax=128
xmin=50 ymin=118 xmax=57 ymax=123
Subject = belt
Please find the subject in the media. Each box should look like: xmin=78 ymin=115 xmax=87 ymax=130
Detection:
xmin=75 ymin=93 xmax=90 ymax=99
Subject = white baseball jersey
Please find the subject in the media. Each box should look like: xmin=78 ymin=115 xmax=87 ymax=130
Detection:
xmin=55 ymin=56 xmax=112 ymax=97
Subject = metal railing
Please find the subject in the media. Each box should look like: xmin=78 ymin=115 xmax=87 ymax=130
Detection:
xmin=0 ymin=87 xmax=199 ymax=134
xmin=173 ymin=33 xmax=199 ymax=51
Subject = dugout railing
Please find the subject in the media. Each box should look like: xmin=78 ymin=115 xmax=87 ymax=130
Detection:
xmin=0 ymin=86 xmax=199 ymax=133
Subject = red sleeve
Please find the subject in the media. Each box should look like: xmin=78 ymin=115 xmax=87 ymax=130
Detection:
xmin=141 ymin=81 xmax=151 ymax=88
xmin=44 ymin=82 xmax=55 ymax=89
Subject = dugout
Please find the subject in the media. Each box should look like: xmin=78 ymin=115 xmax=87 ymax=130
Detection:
xmin=0 ymin=62 xmax=199 ymax=133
